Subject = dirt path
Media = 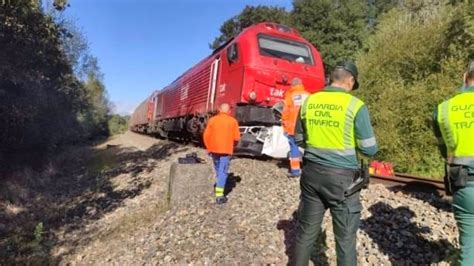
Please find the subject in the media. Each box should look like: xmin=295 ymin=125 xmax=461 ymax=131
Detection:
xmin=0 ymin=132 xmax=200 ymax=263
xmin=1 ymin=131 xmax=459 ymax=265
xmin=98 ymin=131 xmax=161 ymax=151
xmin=54 ymin=132 xmax=200 ymax=263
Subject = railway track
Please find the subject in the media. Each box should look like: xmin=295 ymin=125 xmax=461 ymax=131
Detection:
xmin=146 ymin=134 xmax=448 ymax=197
xmin=370 ymin=172 xmax=446 ymax=196
xmin=266 ymin=154 xmax=447 ymax=196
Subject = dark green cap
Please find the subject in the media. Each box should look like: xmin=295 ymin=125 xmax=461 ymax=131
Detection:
xmin=335 ymin=61 xmax=359 ymax=90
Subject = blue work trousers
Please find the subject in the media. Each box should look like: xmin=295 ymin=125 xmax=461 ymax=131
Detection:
xmin=288 ymin=135 xmax=301 ymax=158
xmin=211 ymin=154 xmax=231 ymax=191
xmin=287 ymin=135 xmax=302 ymax=175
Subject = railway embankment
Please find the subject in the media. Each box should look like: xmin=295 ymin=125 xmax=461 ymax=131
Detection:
xmin=1 ymin=132 xmax=459 ymax=264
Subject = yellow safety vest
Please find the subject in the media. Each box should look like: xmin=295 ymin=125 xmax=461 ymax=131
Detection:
xmin=302 ymin=91 xmax=364 ymax=156
xmin=438 ymin=92 xmax=474 ymax=165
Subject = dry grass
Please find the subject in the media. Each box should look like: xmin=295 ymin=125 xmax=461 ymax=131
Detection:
xmin=85 ymin=148 xmax=118 ymax=177
xmin=97 ymin=201 xmax=168 ymax=243
xmin=1 ymin=133 xmax=173 ymax=263
xmin=4 ymin=202 xmax=26 ymax=215
xmin=0 ymin=143 xmax=117 ymax=263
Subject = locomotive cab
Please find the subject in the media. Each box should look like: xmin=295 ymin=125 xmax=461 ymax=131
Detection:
xmin=226 ymin=23 xmax=326 ymax=156
xmin=130 ymin=22 xmax=325 ymax=158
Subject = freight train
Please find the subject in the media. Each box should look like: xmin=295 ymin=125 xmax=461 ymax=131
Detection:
xmin=129 ymin=22 xmax=326 ymax=156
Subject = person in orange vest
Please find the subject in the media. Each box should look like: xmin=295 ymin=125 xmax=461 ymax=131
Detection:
xmin=282 ymin=78 xmax=310 ymax=177
xmin=203 ymin=103 xmax=241 ymax=204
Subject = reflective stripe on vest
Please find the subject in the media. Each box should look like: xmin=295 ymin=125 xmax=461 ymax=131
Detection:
xmin=452 ymin=156 xmax=474 ymax=165
xmin=302 ymin=91 xmax=364 ymax=155
xmin=357 ymin=137 xmax=377 ymax=148
xmin=437 ymin=93 xmax=474 ymax=165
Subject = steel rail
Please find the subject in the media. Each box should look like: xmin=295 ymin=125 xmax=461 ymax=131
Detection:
xmin=370 ymin=172 xmax=445 ymax=192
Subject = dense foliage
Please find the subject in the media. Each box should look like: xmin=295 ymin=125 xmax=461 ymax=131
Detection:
xmin=108 ymin=114 xmax=129 ymax=135
xmin=291 ymin=0 xmax=369 ymax=72
xmin=211 ymin=1 xmax=396 ymax=72
xmin=0 ymin=1 xmax=110 ymax=166
xmin=210 ymin=5 xmax=289 ymax=50
xmin=356 ymin=0 xmax=474 ymax=176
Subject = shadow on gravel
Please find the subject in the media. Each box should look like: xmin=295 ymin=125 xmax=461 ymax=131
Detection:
xmin=362 ymin=202 xmax=457 ymax=264
xmin=277 ymin=211 xmax=330 ymax=266
xmin=224 ymin=173 xmax=241 ymax=196
xmin=389 ymin=185 xmax=452 ymax=212
xmin=275 ymin=158 xmax=289 ymax=170
xmin=0 ymin=141 xmax=186 ymax=264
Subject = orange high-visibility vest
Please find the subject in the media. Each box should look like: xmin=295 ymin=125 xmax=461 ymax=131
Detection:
xmin=282 ymin=84 xmax=310 ymax=135
xmin=203 ymin=112 xmax=241 ymax=155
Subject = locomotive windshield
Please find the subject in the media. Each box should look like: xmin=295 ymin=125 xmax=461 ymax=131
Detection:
xmin=258 ymin=34 xmax=313 ymax=65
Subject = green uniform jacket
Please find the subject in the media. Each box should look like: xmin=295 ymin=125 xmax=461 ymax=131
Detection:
xmin=433 ymin=85 xmax=474 ymax=173
xmin=295 ymin=86 xmax=378 ymax=169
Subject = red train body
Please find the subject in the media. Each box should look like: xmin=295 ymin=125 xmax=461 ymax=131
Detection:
xmin=130 ymin=22 xmax=326 ymax=155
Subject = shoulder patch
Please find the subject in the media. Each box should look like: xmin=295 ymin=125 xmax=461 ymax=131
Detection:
xmin=293 ymin=94 xmax=308 ymax=106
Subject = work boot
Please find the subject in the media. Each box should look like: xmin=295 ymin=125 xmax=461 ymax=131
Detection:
xmin=287 ymin=170 xmax=301 ymax=178
xmin=216 ymin=196 xmax=228 ymax=205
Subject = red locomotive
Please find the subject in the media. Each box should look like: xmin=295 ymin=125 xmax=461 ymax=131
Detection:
xmin=130 ymin=22 xmax=325 ymax=156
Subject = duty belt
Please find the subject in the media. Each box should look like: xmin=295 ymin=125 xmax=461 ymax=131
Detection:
xmin=304 ymin=160 xmax=357 ymax=175
xmin=304 ymin=160 xmax=369 ymax=197
xmin=444 ymin=164 xmax=474 ymax=195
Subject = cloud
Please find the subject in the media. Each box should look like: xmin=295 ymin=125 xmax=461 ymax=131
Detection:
xmin=110 ymin=101 xmax=137 ymax=116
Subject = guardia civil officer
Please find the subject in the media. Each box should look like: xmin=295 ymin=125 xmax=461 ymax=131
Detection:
xmin=434 ymin=61 xmax=474 ymax=265
xmin=293 ymin=62 xmax=378 ymax=265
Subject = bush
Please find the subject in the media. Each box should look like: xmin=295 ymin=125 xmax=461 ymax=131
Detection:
xmin=355 ymin=1 xmax=474 ymax=177
xmin=0 ymin=2 xmax=111 ymax=168
xmin=108 ymin=115 xmax=129 ymax=136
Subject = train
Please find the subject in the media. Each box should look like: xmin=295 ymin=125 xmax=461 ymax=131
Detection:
xmin=129 ymin=22 xmax=326 ymax=156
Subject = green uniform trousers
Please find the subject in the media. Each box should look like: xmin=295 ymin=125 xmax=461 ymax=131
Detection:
xmin=453 ymin=182 xmax=474 ymax=266
xmin=294 ymin=161 xmax=362 ymax=266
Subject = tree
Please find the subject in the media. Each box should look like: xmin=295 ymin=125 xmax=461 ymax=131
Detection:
xmin=53 ymin=0 xmax=69 ymax=11
xmin=210 ymin=1 xmax=402 ymax=73
xmin=210 ymin=5 xmax=290 ymax=49
xmin=355 ymin=0 xmax=474 ymax=176
xmin=108 ymin=114 xmax=129 ymax=135
xmin=1 ymin=1 xmax=81 ymax=154
xmin=80 ymin=73 xmax=110 ymax=138
xmin=57 ymin=22 xmax=110 ymax=138
xmin=0 ymin=0 xmax=111 ymax=167
xmin=291 ymin=0 xmax=369 ymax=73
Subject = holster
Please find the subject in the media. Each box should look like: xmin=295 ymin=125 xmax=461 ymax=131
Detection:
xmin=344 ymin=160 xmax=370 ymax=197
xmin=444 ymin=163 xmax=452 ymax=195
xmin=445 ymin=164 xmax=470 ymax=195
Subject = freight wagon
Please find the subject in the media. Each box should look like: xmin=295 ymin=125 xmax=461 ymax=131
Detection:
xmin=129 ymin=22 xmax=326 ymax=156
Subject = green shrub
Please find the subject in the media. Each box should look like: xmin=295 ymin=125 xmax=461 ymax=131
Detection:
xmin=356 ymin=1 xmax=474 ymax=177
xmin=108 ymin=115 xmax=129 ymax=135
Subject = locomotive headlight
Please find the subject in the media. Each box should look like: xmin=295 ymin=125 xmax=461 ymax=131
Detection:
xmin=248 ymin=91 xmax=257 ymax=101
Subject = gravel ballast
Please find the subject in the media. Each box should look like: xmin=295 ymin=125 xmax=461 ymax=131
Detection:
xmin=62 ymin=133 xmax=459 ymax=265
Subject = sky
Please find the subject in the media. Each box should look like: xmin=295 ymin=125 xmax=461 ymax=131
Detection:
xmin=64 ymin=0 xmax=293 ymax=115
